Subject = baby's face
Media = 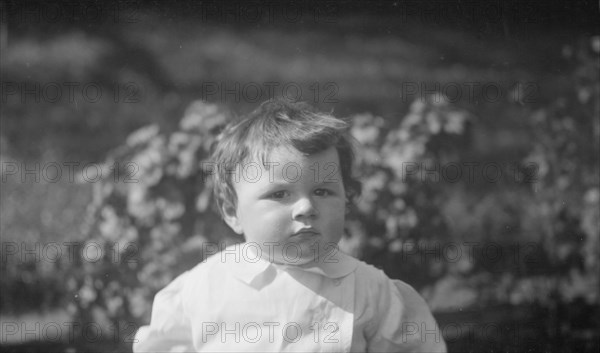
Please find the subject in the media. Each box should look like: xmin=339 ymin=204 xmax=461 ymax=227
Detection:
xmin=224 ymin=146 xmax=346 ymax=265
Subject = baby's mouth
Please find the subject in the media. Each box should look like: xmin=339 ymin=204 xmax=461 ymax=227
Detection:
xmin=292 ymin=228 xmax=320 ymax=238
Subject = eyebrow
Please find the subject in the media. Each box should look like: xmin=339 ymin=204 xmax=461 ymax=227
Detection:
xmin=263 ymin=181 xmax=291 ymax=188
xmin=261 ymin=180 xmax=343 ymax=190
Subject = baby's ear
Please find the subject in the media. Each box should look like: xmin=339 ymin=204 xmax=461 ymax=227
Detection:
xmin=221 ymin=200 xmax=243 ymax=235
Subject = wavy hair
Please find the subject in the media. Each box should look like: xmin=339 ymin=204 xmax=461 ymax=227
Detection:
xmin=210 ymin=98 xmax=361 ymax=214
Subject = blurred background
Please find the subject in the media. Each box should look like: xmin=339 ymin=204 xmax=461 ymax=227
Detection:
xmin=0 ymin=0 xmax=598 ymax=352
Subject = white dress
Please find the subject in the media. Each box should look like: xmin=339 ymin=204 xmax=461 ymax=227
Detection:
xmin=134 ymin=244 xmax=447 ymax=352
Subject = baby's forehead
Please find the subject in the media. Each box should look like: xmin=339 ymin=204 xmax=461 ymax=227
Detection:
xmin=248 ymin=146 xmax=339 ymax=167
xmin=226 ymin=145 xmax=343 ymax=188
xmin=246 ymin=146 xmax=303 ymax=167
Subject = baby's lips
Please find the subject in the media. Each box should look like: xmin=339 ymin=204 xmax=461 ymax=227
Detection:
xmin=292 ymin=228 xmax=319 ymax=237
xmin=290 ymin=231 xmax=320 ymax=243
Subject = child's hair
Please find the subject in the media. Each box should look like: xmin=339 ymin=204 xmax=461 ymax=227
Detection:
xmin=210 ymin=98 xmax=361 ymax=215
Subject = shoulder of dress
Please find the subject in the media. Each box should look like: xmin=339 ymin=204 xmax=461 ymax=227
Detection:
xmin=182 ymin=252 xmax=228 ymax=284
xmin=390 ymin=278 xmax=427 ymax=305
xmin=352 ymin=261 xmax=420 ymax=300
xmin=353 ymin=259 xmax=389 ymax=283
xmin=177 ymin=253 xmax=230 ymax=307
xmin=351 ymin=260 xmax=397 ymax=302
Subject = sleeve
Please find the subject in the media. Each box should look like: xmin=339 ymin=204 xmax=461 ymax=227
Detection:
xmin=133 ymin=271 xmax=195 ymax=353
xmin=367 ymin=277 xmax=447 ymax=353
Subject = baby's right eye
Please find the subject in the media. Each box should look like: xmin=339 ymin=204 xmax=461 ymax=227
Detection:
xmin=269 ymin=191 xmax=289 ymax=199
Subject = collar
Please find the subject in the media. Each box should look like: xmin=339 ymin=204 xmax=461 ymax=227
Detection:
xmin=225 ymin=243 xmax=359 ymax=285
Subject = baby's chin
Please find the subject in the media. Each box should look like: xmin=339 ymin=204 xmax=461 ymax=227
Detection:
xmin=272 ymin=242 xmax=340 ymax=266
xmin=271 ymin=258 xmax=312 ymax=267
xmin=267 ymin=248 xmax=319 ymax=266
xmin=272 ymin=253 xmax=322 ymax=266
xmin=249 ymin=237 xmax=342 ymax=265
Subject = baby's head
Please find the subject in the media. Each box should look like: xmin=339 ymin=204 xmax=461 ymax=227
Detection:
xmin=211 ymin=99 xmax=360 ymax=216
xmin=210 ymin=99 xmax=360 ymax=264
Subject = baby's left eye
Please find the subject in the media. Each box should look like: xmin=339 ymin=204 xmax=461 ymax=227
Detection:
xmin=314 ymin=189 xmax=333 ymax=196
xmin=269 ymin=190 xmax=289 ymax=199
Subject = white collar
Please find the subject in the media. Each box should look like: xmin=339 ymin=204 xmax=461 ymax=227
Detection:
xmin=225 ymin=243 xmax=359 ymax=285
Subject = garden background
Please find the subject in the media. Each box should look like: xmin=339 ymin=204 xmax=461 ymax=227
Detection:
xmin=1 ymin=0 xmax=599 ymax=352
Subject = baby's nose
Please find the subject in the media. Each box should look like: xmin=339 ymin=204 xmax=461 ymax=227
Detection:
xmin=292 ymin=197 xmax=319 ymax=219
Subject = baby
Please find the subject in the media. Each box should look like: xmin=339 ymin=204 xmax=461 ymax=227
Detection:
xmin=134 ymin=99 xmax=446 ymax=352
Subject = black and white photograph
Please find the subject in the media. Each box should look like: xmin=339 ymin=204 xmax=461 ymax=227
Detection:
xmin=1 ymin=0 xmax=598 ymax=352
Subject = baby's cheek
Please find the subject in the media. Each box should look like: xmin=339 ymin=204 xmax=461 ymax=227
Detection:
xmin=326 ymin=213 xmax=346 ymax=239
xmin=259 ymin=212 xmax=291 ymax=239
xmin=324 ymin=202 xmax=346 ymax=222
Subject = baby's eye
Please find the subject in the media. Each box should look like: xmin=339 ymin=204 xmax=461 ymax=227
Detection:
xmin=269 ymin=190 xmax=289 ymax=199
xmin=314 ymin=188 xmax=334 ymax=197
